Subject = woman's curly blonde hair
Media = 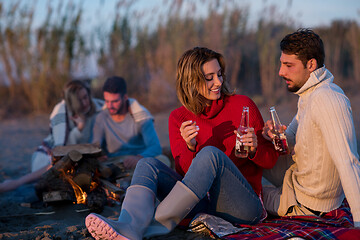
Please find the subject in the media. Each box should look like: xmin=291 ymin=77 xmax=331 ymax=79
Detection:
xmin=64 ymin=80 xmax=95 ymax=116
xmin=176 ymin=47 xmax=233 ymax=115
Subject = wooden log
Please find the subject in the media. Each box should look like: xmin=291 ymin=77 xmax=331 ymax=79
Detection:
xmin=87 ymin=187 xmax=107 ymax=213
xmin=43 ymin=191 xmax=74 ymax=202
xmin=100 ymin=179 xmax=125 ymax=195
xmin=35 ymin=175 xmax=73 ymax=200
xmin=68 ymin=150 xmax=83 ymax=162
xmin=40 ymin=151 xmax=82 ymax=181
xmin=52 ymin=143 xmax=102 ymax=160
xmin=72 ymin=173 xmax=92 ymax=192
xmin=73 ymin=157 xmax=99 ymax=191
xmin=35 ymin=151 xmax=82 ymax=199
xmin=98 ymin=163 xmax=113 ymax=179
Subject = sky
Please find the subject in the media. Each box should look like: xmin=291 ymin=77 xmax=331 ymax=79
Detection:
xmin=82 ymin=0 xmax=360 ymax=30
xmin=25 ymin=0 xmax=360 ymax=32
xmin=255 ymin=0 xmax=360 ymax=27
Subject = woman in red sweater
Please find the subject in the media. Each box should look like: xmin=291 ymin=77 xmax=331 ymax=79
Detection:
xmin=85 ymin=47 xmax=278 ymax=240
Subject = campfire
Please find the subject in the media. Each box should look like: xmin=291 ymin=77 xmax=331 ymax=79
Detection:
xmin=35 ymin=144 xmax=129 ymax=213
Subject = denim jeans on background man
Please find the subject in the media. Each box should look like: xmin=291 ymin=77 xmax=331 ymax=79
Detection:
xmin=131 ymin=146 xmax=262 ymax=225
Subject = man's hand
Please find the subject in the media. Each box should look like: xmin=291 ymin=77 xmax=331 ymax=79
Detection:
xmin=262 ymin=120 xmax=287 ymax=141
xmin=180 ymin=120 xmax=199 ymax=151
xmin=123 ymin=155 xmax=143 ymax=169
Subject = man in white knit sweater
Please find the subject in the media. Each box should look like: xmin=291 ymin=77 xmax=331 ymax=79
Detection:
xmin=262 ymin=29 xmax=360 ymax=228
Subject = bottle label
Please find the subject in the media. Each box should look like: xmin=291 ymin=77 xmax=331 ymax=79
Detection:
xmin=272 ymin=132 xmax=289 ymax=154
xmin=235 ymin=128 xmax=249 ymax=158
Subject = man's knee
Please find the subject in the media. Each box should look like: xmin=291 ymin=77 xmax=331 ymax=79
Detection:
xmin=262 ymin=185 xmax=281 ymax=216
xmin=263 ymin=154 xmax=293 ymax=188
xmin=137 ymin=157 xmax=159 ymax=166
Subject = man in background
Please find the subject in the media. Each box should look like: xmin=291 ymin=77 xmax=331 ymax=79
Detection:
xmin=92 ymin=76 xmax=170 ymax=170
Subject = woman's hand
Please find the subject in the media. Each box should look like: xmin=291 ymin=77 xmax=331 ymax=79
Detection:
xmin=71 ymin=115 xmax=85 ymax=131
xmin=0 ymin=179 xmax=20 ymax=193
xmin=180 ymin=120 xmax=199 ymax=151
xmin=234 ymin=127 xmax=257 ymax=153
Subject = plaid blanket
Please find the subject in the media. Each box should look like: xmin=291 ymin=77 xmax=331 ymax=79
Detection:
xmin=222 ymin=201 xmax=360 ymax=240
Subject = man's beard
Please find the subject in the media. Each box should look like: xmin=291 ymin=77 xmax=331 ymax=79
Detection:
xmin=109 ymin=99 xmax=128 ymax=115
xmin=287 ymin=85 xmax=300 ymax=93
xmin=284 ymin=77 xmax=300 ymax=93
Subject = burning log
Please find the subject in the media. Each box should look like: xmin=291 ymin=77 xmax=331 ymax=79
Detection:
xmin=34 ymin=143 xmax=131 ymax=213
xmin=86 ymin=187 xmax=108 ymax=213
xmin=100 ymin=179 xmax=126 ymax=203
xmin=100 ymin=179 xmax=125 ymax=195
xmin=40 ymin=149 xmax=83 ymax=181
xmin=72 ymin=157 xmax=99 ymax=192
xmin=35 ymin=144 xmax=107 ymax=212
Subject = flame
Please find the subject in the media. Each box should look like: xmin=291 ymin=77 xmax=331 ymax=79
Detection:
xmin=67 ymin=176 xmax=87 ymax=204
xmin=90 ymin=181 xmax=98 ymax=191
xmin=60 ymin=169 xmax=87 ymax=204
xmin=103 ymin=188 xmax=121 ymax=202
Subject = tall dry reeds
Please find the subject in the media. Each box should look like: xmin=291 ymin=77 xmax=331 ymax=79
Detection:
xmin=0 ymin=0 xmax=87 ymax=116
xmin=0 ymin=0 xmax=359 ymax=117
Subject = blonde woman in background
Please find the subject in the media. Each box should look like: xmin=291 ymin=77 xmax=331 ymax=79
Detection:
xmin=0 ymin=80 xmax=103 ymax=193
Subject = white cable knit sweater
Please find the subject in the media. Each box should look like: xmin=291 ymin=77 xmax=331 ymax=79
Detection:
xmin=278 ymin=67 xmax=360 ymax=227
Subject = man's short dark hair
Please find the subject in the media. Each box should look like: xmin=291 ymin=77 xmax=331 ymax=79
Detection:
xmin=280 ymin=28 xmax=325 ymax=68
xmin=103 ymin=76 xmax=127 ymax=96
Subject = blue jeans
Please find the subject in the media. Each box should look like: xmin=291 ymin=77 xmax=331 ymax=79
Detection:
xmin=131 ymin=146 xmax=262 ymax=224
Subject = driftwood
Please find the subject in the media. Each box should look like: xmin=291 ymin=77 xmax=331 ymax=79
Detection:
xmin=52 ymin=143 xmax=102 ymax=159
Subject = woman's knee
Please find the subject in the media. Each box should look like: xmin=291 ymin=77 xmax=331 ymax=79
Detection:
xmin=197 ymin=146 xmax=225 ymax=160
xmin=195 ymin=146 xmax=227 ymax=166
xmin=199 ymin=146 xmax=221 ymax=155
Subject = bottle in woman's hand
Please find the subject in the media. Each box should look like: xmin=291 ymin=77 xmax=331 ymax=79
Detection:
xmin=235 ymin=106 xmax=249 ymax=158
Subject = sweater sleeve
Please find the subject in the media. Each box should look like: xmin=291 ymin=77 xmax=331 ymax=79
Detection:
xmin=49 ymin=100 xmax=67 ymax=147
xmin=137 ymin=119 xmax=162 ymax=157
xmin=285 ymin=115 xmax=298 ymax=151
xmin=312 ymin=88 xmax=360 ymax=227
xmin=246 ymin=98 xmax=279 ymax=169
xmin=91 ymin=112 xmax=104 ymax=146
xmin=67 ymin=127 xmax=82 ymax=145
xmin=168 ymin=111 xmax=197 ymax=176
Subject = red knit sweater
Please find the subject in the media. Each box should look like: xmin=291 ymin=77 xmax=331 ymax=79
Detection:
xmin=168 ymin=95 xmax=278 ymax=195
